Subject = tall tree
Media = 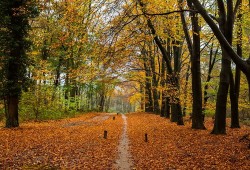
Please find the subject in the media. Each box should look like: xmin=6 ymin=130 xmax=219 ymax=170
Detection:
xmin=230 ymin=0 xmax=242 ymax=128
xmin=179 ymin=0 xmax=205 ymax=129
xmin=136 ymin=0 xmax=184 ymax=125
xmin=189 ymin=2 xmax=205 ymax=129
xmin=0 ymin=0 xmax=37 ymax=127
xmin=191 ymin=0 xmax=250 ymax=134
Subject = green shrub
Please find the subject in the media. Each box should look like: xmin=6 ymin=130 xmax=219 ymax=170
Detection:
xmin=19 ymin=86 xmax=80 ymax=121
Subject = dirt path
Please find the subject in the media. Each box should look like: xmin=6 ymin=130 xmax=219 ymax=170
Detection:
xmin=115 ymin=114 xmax=133 ymax=170
xmin=63 ymin=114 xmax=111 ymax=127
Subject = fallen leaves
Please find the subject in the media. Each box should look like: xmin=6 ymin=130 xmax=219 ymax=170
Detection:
xmin=0 ymin=112 xmax=249 ymax=169
xmin=127 ymin=112 xmax=250 ymax=169
xmin=0 ymin=113 xmax=123 ymax=169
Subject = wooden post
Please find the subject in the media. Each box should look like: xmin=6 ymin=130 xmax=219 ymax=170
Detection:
xmin=145 ymin=133 xmax=148 ymax=142
xmin=117 ymin=113 xmax=119 ymax=115
xmin=104 ymin=130 xmax=108 ymax=139
xmin=113 ymin=116 xmax=115 ymax=120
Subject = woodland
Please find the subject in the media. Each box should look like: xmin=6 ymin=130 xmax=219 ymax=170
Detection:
xmin=0 ymin=0 xmax=250 ymax=169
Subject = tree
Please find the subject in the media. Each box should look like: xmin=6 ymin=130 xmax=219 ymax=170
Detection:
xmin=136 ymin=0 xmax=184 ymax=125
xmin=191 ymin=0 xmax=250 ymax=134
xmin=0 ymin=0 xmax=38 ymax=127
xmin=230 ymin=0 xmax=242 ymax=128
xmin=179 ymin=0 xmax=205 ymax=129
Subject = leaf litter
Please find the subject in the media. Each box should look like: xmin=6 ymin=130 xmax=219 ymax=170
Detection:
xmin=126 ymin=112 xmax=250 ymax=169
xmin=0 ymin=113 xmax=123 ymax=169
xmin=0 ymin=112 xmax=249 ymax=169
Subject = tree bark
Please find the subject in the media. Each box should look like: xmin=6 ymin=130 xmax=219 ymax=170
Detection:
xmin=6 ymin=96 xmax=19 ymax=128
xmin=150 ymin=48 xmax=160 ymax=114
xmin=160 ymin=59 xmax=167 ymax=117
xmin=182 ymin=62 xmax=190 ymax=117
xmin=230 ymin=1 xmax=242 ymax=128
xmin=143 ymin=50 xmax=154 ymax=112
xmin=212 ymin=0 xmax=235 ymax=134
xmin=187 ymin=1 xmax=206 ymax=129
xmin=172 ymin=40 xmax=184 ymax=125
xmin=230 ymin=72 xmax=240 ymax=128
xmin=203 ymin=45 xmax=218 ymax=112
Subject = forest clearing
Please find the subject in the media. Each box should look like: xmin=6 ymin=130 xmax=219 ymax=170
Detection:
xmin=0 ymin=112 xmax=249 ymax=169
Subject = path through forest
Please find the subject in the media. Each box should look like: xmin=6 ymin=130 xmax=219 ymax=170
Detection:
xmin=0 ymin=112 xmax=249 ymax=169
xmin=115 ymin=114 xmax=133 ymax=169
xmin=63 ymin=114 xmax=110 ymax=127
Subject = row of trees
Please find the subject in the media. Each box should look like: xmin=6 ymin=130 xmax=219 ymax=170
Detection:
xmin=107 ymin=0 xmax=250 ymax=134
xmin=0 ymin=0 xmax=249 ymax=134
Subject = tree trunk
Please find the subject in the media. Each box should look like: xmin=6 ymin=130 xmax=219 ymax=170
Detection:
xmin=143 ymin=50 xmax=154 ymax=112
xmin=5 ymin=96 xmax=19 ymax=128
xmin=150 ymin=50 xmax=160 ymax=114
xmin=211 ymin=0 xmax=234 ymax=134
xmin=4 ymin=0 xmax=32 ymax=128
xmin=165 ymin=97 xmax=171 ymax=118
xmin=54 ymin=56 xmax=62 ymax=87
xmin=160 ymin=95 xmax=166 ymax=117
xmin=179 ymin=0 xmax=192 ymax=118
xmin=140 ymin=84 xmax=145 ymax=111
xmin=182 ymin=62 xmax=190 ymax=117
xmin=172 ymin=40 xmax=184 ymax=125
xmin=99 ymin=83 xmax=106 ymax=112
xmin=188 ymin=2 xmax=206 ymax=129
xmin=203 ymin=45 xmax=218 ymax=112
xmin=231 ymin=2 xmax=242 ymax=128
xmin=160 ymin=60 xmax=168 ymax=117
xmin=145 ymin=77 xmax=153 ymax=112
xmin=212 ymin=52 xmax=231 ymax=134
xmin=230 ymin=72 xmax=240 ymax=128
xmin=171 ymin=104 xmax=178 ymax=122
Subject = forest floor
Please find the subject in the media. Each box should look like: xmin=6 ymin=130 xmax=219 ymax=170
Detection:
xmin=127 ymin=113 xmax=250 ymax=169
xmin=0 ymin=112 xmax=249 ymax=169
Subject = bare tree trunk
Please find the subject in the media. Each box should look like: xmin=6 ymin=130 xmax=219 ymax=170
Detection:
xmin=187 ymin=1 xmax=205 ymax=129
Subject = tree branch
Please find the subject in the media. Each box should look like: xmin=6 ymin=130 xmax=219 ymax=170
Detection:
xmin=233 ymin=0 xmax=242 ymax=18
xmin=191 ymin=0 xmax=249 ymax=74
xmin=144 ymin=9 xmax=196 ymax=16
